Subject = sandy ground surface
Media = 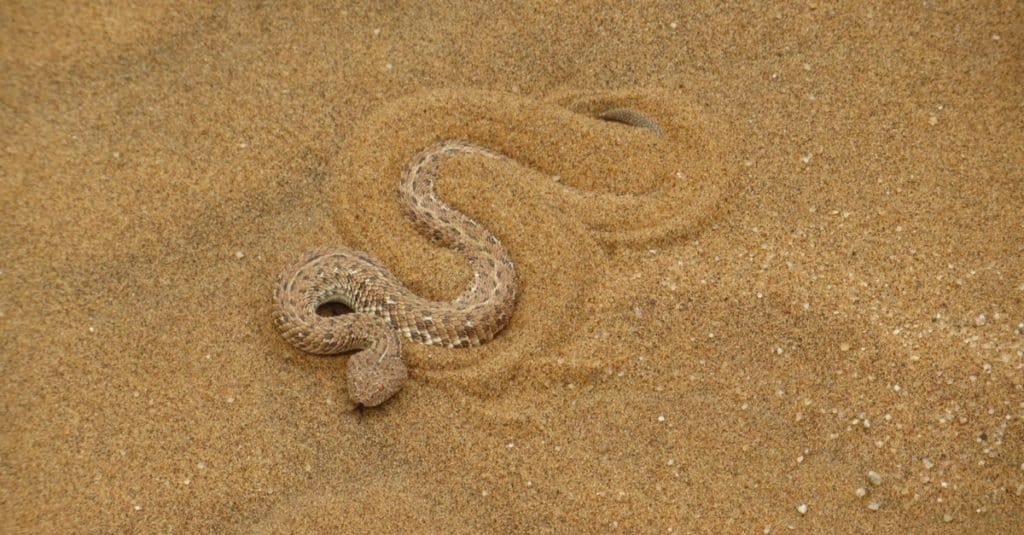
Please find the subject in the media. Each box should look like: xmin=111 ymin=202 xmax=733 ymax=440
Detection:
xmin=2 ymin=2 xmax=1022 ymax=532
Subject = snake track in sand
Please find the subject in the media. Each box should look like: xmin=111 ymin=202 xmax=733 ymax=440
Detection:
xmin=273 ymin=109 xmax=661 ymax=407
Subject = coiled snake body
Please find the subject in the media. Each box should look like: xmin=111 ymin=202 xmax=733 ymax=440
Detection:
xmin=273 ymin=108 xmax=659 ymax=407
xmin=273 ymin=142 xmax=517 ymax=406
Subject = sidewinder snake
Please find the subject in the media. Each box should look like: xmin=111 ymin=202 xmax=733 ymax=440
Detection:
xmin=273 ymin=109 xmax=661 ymax=406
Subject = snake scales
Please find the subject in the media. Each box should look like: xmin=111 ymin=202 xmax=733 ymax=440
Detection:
xmin=273 ymin=109 xmax=660 ymax=407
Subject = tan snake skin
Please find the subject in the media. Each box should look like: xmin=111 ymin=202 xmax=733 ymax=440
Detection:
xmin=273 ymin=141 xmax=517 ymax=406
xmin=274 ymin=109 xmax=661 ymax=407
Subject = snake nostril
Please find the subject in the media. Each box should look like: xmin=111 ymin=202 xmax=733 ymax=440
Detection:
xmin=316 ymin=301 xmax=354 ymax=317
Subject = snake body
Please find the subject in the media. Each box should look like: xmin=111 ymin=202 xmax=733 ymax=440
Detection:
xmin=273 ymin=141 xmax=518 ymax=406
xmin=274 ymin=107 xmax=661 ymax=407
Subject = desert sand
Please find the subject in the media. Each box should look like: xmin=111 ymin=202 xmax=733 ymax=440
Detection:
xmin=1 ymin=2 xmax=1021 ymax=532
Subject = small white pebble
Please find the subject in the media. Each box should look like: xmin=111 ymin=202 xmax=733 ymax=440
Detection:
xmin=669 ymin=21 xmax=678 ymax=29
xmin=235 ymin=251 xmax=245 ymax=259
xmin=943 ymin=513 xmax=953 ymax=522
xmin=867 ymin=501 xmax=880 ymax=511
xmin=855 ymin=487 xmax=867 ymax=498
xmin=133 ymin=504 xmax=142 ymax=511
xmin=923 ymin=458 xmax=934 ymax=470
xmin=840 ymin=343 xmax=851 ymax=351
xmin=88 ymin=326 xmax=96 ymax=333
xmin=974 ymin=314 xmax=986 ymax=326
xmin=657 ymin=415 xmax=666 ymax=422
xmin=506 ymin=442 xmax=514 ymax=449
xmin=800 ymin=154 xmax=813 ymax=164
xmin=928 ymin=115 xmax=939 ymax=126
xmin=796 ymin=503 xmax=808 ymax=515
xmin=867 ymin=471 xmax=883 ymax=486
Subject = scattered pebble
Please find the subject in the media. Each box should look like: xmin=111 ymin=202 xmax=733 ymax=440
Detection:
xmin=974 ymin=314 xmax=986 ymax=326
xmin=855 ymin=487 xmax=867 ymax=498
xmin=840 ymin=342 xmax=851 ymax=351
xmin=867 ymin=471 xmax=883 ymax=486
xmin=867 ymin=501 xmax=880 ymax=511
xmin=923 ymin=458 xmax=934 ymax=470
xmin=235 ymin=251 xmax=245 ymax=259
xmin=796 ymin=503 xmax=808 ymax=515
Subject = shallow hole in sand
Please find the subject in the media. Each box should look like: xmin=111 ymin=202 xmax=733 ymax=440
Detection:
xmin=316 ymin=301 xmax=353 ymax=317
